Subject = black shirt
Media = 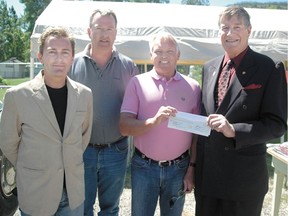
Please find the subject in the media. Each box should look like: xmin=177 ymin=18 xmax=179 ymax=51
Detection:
xmin=46 ymin=84 xmax=68 ymax=135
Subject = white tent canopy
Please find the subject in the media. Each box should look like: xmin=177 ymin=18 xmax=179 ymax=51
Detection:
xmin=30 ymin=0 xmax=288 ymax=66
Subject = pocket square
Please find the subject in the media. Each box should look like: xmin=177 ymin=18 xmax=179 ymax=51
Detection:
xmin=243 ymin=84 xmax=262 ymax=90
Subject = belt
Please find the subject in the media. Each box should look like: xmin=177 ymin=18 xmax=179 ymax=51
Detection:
xmin=134 ymin=148 xmax=189 ymax=167
xmin=88 ymin=137 xmax=127 ymax=149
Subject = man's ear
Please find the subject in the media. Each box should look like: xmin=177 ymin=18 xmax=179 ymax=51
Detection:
xmin=37 ymin=52 xmax=43 ymax=64
xmin=87 ymin=28 xmax=92 ymax=39
xmin=247 ymin=25 xmax=252 ymax=36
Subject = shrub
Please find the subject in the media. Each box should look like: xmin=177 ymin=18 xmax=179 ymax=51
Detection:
xmin=0 ymin=76 xmax=8 ymax=85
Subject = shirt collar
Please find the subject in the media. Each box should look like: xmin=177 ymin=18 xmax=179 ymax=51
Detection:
xmin=83 ymin=43 xmax=118 ymax=60
xmin=224 ymin=46 xmax=249 ymax=68
xmin=151 ymin=68 xmax=181 ymax=81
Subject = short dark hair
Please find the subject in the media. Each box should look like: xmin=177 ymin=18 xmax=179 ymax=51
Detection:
xmin=89 ymin=9 xmax=117 ymax=28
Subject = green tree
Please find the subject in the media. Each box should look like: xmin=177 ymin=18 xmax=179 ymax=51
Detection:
xmin=119 ymin=0 xmax=170 ymax=3
xmin=0 ymin=0 xmax=29 ymax=62
xmin=18 ymin=0 xmax=51 ymax=61
xmin=229 ymin=1 xmax=287 ymax=9
xmin=181 ymin=0 xmax=209 ymax=5
xmin=20 ymin=0 xmax=51 ymax=33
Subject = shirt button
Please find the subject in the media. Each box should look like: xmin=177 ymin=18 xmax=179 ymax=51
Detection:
xmin=242 ymin=105 xmax=247 ymax=110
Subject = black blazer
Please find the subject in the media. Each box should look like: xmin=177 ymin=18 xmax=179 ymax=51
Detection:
xmin=196 ymin=47 xmax=287 ymax=201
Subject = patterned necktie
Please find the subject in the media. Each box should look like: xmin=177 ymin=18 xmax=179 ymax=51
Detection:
xmin=217 ymin=60 xmax=233 ymax=106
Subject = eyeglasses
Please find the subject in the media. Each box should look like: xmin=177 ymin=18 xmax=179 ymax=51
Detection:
xmin=169 ymin=189 xmax=185 ymax=209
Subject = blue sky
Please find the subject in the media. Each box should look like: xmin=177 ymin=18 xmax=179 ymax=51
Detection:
xmin=6 ymin=0 xmax=287 ymax=16
xmin=6 ymin=0 xmax=25 ymax=15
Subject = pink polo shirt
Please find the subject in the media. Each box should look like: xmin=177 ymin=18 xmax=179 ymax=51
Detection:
xmin=121 ymin=69 xmax=201 ymax=160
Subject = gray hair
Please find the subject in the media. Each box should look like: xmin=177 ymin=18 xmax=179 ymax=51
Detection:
xmin=149 ymin=32 xmax=180 ymax=53
xmin=218 ymin=6 xmax=251 ymax=28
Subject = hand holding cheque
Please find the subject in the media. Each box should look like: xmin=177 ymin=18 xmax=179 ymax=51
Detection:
xmin=168 ymin=111 xmax=211 ymax=137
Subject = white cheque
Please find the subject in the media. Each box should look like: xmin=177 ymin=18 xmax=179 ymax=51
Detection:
xmin=168 ymin=111 xmax=211 ymax=137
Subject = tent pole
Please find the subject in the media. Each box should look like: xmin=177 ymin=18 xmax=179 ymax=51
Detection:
xmin=30 ymin=57 xmax=34 ymax=80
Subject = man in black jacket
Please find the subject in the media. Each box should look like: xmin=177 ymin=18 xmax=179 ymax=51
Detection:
xmin=195 ymin=6 xmax=287 ymax=216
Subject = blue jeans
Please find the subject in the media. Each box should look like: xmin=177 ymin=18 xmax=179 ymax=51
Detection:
xmin=20 ymin=189 xmax=84 ymax=216
xmin=84 ymin=138 xmax=129 ymax=216
xmin=131 ymin=152 xmax=189 ymax=216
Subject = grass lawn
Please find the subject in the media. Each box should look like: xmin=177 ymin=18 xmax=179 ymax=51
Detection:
xmin=0 ymin=77 xmax=29 ymax=100
xmin=0 ymin=88 xmax=6 ymax=101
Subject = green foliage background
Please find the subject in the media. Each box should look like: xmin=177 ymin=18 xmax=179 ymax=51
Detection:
xmin=0 ymin=78 xmax=29 ymax=100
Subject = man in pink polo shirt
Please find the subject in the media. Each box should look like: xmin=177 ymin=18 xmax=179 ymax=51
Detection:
xmin=119 ymin=32 xmax=201 ymax=216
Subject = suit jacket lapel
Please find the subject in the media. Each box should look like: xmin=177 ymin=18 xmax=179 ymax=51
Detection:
xmin=217 ymin=48 xmax=257 ymax=113
xmin=234 ymin=49 xmax=257 ymax=87
xmin=63 ymin=77 xmax=78 ymax=139
xmin=217 ymin=77 xmax=242 ymax=113
xmin=205 ymin=57 xmax=222 ymax=114
xmin=31 ymin=72 xmax=61 ymax=135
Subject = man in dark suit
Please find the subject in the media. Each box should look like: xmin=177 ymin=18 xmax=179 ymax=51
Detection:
xmin=195 ymin=6 xmax=287 ymax=216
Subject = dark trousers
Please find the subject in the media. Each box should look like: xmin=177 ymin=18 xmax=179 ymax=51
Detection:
xmin=195 ymin=195 xmax=264 ymax=216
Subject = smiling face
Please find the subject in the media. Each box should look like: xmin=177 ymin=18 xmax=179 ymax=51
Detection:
xmin=150 ymin=34 xmax=180 ymax=80
xmin=219 ymin=14 xmax=251 ymax=58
